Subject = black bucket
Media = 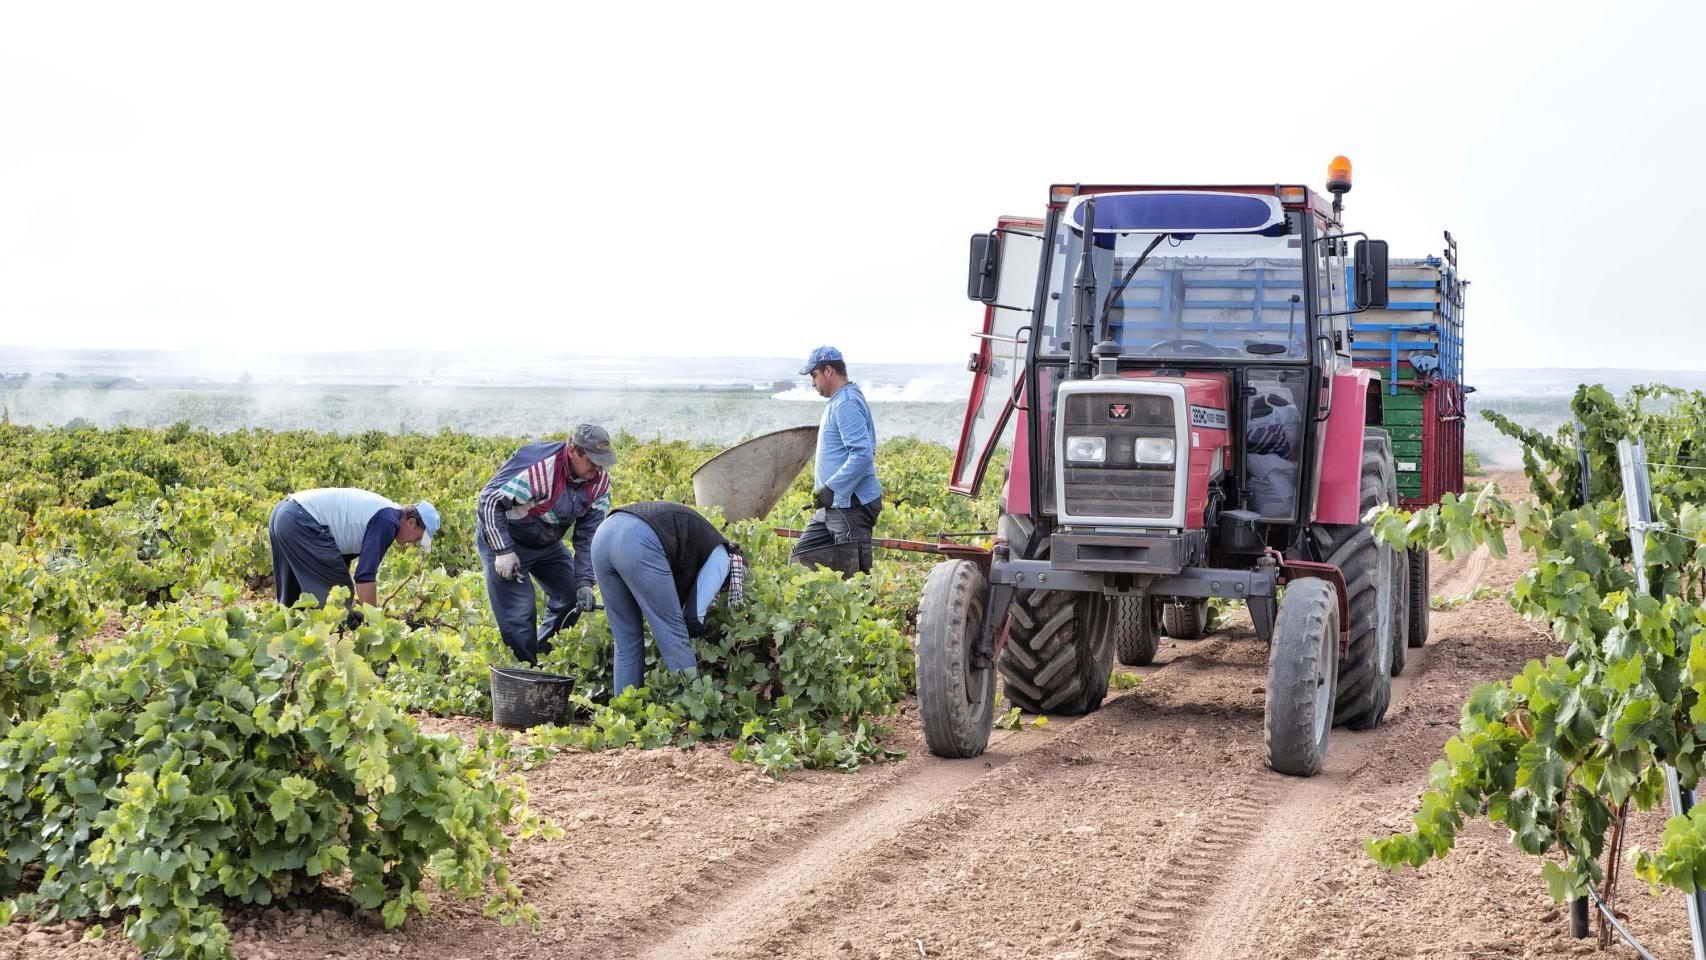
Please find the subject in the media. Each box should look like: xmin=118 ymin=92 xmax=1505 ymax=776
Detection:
xmin=490 ymin=666 xmax=574 ymax=730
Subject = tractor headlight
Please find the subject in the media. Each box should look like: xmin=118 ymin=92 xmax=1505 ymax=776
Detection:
xmin=1065 ymin=435 xmax=1107 ymax=464
xmin=1134 ymin=437 xmax=1176 ymax=466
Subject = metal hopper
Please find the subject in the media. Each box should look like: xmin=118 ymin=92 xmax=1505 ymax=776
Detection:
xmin=691 ymin=424 xmax=819 ymax=521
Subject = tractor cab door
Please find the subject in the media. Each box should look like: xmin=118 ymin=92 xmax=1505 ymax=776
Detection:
xmin=951 ymin=218 xmax=1044 ymax=495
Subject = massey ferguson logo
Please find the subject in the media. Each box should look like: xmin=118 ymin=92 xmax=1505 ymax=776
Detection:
xmin=1108 ymin=402 xmax=1131 ymax=420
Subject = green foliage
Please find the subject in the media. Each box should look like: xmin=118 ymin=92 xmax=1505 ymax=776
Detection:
xmin=1429 ymin=585 xmax=1500 ymax=611
xmin=1365 ymin=383 xmax=1706 ymax=903
xmin=0 ymin=596 xmax=555 ymax=959
xmin=0 ymin=422 xmax=1002 ymax=956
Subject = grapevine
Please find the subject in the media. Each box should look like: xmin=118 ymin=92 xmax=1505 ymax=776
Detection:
xmin=1366 ymin=384 xmax=1706 ymax=906
xmin=0 ymin=421 xmax=1001 ymax=956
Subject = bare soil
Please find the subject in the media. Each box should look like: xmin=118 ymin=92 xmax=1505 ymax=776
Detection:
xmin=4 ymin=472 xmax=1694 ymax=959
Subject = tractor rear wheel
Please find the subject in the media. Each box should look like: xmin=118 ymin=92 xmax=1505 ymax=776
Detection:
xmin=1406 ymin=547 xmax=1431 ymax=648
xmin=997 ymin=513 xmax=1116 ymax=715
xmin=1161 ymin=597 xmax=1209 ymax=640
xmin=916 ymin=559 xmax=996 ymax=758
xmin=1114 ymin=596 xmax=1160 ymax=666
xmin=1320 ymin=429 xmax=1401 ymax=731
xmin=1265 ymin=577 xmax=1338 ymax=776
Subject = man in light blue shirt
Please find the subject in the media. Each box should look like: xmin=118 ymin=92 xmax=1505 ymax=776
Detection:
xmin=268 ymin=488 xmax=440 ymax=609
xmin=789 ymin=346 xmax=884 ymax=577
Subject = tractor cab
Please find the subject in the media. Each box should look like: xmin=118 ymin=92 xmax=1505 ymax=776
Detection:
xmin=958 ymin=180 xmax=1390 ymax=541
xmin=919 ymin=159 xmax=1431 ymax=778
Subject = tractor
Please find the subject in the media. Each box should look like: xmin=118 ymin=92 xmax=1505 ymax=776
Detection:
xmin=917 ymin=158 xmax=1435 ymax=776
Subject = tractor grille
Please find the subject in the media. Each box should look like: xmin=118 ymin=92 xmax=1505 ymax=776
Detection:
xmin=1060 ymin=391 xmax=1178 ymax=520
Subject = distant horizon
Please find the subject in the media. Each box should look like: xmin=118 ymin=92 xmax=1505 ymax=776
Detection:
xmin=4 ymin=344 xmax=1706 ymax=379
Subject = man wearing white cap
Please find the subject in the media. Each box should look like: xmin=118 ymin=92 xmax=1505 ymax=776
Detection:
xmin=268 ymin=488 xmax=440 ymax=608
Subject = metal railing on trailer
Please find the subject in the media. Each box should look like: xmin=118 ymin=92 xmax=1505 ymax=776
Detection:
xmin=1347 ymin=250 xmax=1469 ymax=508
xmin=1347 ymin=254 xmax=1467 ymax=392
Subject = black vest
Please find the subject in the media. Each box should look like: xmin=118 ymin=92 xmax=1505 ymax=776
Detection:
xmin=612 ymin=502 xmax=736 ymax=635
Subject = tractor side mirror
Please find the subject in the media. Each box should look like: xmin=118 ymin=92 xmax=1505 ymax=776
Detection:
xmin=1354 ymin=239 xmax=1390 ymax=309
xmin=967 ymin=233 xmax=1001 ymax=303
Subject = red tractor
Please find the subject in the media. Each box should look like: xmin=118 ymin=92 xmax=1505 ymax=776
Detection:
xmin=917 ymin=159 xmax=1434 ymax=776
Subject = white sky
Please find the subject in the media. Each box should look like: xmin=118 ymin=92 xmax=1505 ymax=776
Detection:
xmin=1 ymin=1 xmax=1702 ymax=371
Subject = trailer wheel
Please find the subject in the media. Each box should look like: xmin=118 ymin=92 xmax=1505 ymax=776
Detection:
xmin=1406 ymin=547 xmax=1430 ymax=648
xmin=1114 ymin=596 xmax=1160 ymax=667
xmin=916 ymin=559 xmax=996 ymax=758
xmin=996 ymin=513 xmax=1115 ymax=715
xmin=1320 ymin=429 xmax=1401 ymax=731
xmin=1265 ymin=577 xmax=1338 ymax=776
xmin=1160 ymin=597 xmax=1209 ymax=640
xmin=1390 ymin=507 xmax=1412 ymax=677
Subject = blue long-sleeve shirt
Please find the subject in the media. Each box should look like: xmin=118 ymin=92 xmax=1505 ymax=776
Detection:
xmin=814 ymin=382 xmax=882 ymax=508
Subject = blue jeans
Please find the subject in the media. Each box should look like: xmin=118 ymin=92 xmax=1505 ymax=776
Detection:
xmin=591 ymin=512 xmax=699 ymax=695
xmin=477 ymin=533 xmax=580 ymax=663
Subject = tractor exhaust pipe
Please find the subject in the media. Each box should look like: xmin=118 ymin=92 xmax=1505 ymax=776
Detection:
xmin=1069 ymin=198 xmax=1098 ymax=381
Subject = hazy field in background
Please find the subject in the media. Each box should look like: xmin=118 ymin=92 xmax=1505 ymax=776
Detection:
xmin=7 ymin=348 xmax=1705 ymax=466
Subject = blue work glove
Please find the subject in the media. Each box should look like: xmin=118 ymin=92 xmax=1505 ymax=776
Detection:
xmin=576 ymin=586 xmax=597 ymax=612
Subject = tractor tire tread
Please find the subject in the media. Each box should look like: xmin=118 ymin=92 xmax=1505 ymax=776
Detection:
xmin=917 ymin=559 xmax=995 ymax=758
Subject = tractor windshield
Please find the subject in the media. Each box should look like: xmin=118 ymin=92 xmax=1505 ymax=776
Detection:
xmin=1039 ymin=227 xmax=1308 ymax=360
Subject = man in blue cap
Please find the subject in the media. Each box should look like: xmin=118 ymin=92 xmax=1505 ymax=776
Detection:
xmin=789 ymin=346 xmax=883 ymax=577
xmin=268 ymin=488 xmax=440 ymax=609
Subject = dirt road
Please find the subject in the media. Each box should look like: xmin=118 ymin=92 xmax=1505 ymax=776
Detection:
xmin=7 ymin=476 xmax=1696 ymax=960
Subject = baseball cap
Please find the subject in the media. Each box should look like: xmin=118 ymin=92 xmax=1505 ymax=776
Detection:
xmin=572 ymin=423 xmax=617 ymax=467
xmin=413 ymin=501 xmax=441 ymax=551
xmin=799 ymin=345 xmax=844 ymax=376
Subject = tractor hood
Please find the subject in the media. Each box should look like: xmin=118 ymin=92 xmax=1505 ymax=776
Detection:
xmin=1053 ymin=372 xmax=1230 ymax=530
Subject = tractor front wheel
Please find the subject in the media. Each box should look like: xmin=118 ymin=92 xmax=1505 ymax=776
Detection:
xmin=1264 ymin=577 xmax=1339 ymax=776
xmin=916 ymin=559 xmax=996 ymax=758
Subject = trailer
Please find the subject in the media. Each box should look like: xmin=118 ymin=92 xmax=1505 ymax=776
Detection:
xmin=1349 ymin=240 xmax=1469 ymax=508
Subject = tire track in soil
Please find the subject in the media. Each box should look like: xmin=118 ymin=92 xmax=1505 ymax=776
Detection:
xmin=1159 ymin=642 xmax=1438 ymax=960
xmin=621 ymin=715 xmax=1095 ymax=960
xmin=1093 ymin=781 xmax=1281 ymax=960
xmin=1155 ymin=529 xmax=1513 ymax=960
xmin=626 ymin=539 xmax=1494 ymax=960
xmin=702 ymin=638 xmax=1270 ymax=959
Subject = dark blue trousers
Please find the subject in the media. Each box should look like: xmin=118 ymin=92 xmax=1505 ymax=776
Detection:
xmin=476 ymin=532 xmax=580 ymax=662
xmin=269 ymin=499 xmax=354 ymax=607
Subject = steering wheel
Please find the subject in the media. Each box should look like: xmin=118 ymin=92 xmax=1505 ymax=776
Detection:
xmin=1148 ymin=338 xmax=1228 ymax=357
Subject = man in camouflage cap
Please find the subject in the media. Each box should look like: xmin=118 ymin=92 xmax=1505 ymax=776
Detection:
xmin=476 ymin=424 xmax=616 ymax=663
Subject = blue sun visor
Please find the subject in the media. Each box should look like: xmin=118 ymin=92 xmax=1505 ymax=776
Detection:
xmin=1066 ymin=191 xmax=1285 ymax=236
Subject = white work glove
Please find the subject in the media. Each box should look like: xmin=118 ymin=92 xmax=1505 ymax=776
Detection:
xmin=493 ymin=551 xmax=522 ymax=581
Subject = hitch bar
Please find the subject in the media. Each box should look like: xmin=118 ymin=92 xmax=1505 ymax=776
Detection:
xmin=771 ymin=528 xmax=994 ymax=571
